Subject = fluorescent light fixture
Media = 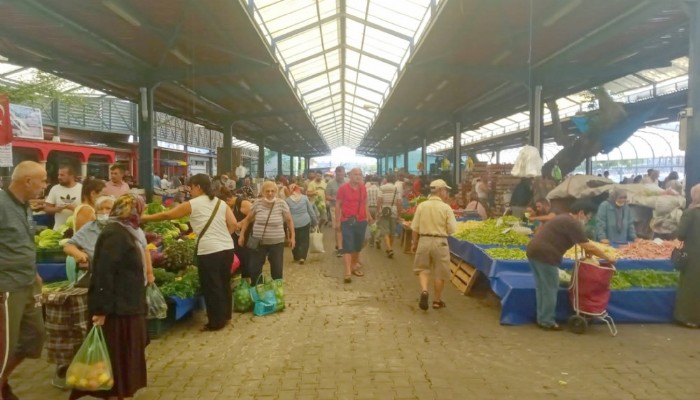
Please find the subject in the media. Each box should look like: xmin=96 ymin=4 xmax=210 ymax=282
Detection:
xmin=415 ymin=102 xmax=423 ymax=110
xmin=424 ymin=93 xmax=434 ymax=102
xmin=542 ymin=0 xmax=582 ymax=27
xmin=170 ymin=49 xmax=192 ymax=65
xmin=436 ymin=80 xmax=449 ymax=90
xmin=239 ymin=80 xmax=251 ymax=91
xmin=254 ymin=94 xmax=264 ymax=102
xmin=264 ymin=104 xmax=273 ymax=111
xmin=17 ymin=46 xmax=51 ymax=59
xmin=491 ymin=50 xmax=511 ymax=65
xmin=103 ymin=0 xmax=141 ymax=27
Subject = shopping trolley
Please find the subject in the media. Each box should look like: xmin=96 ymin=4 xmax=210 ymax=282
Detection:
xmin=568 ymin=257 xmax=618 ymax=336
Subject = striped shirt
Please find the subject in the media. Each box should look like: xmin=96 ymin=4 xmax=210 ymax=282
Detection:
xmin=379 ymin=183 xmax=400 ymax=217
xmin=251 ymin=198 xmax=290 ymax=245
xmin=367 ymin=184 xmax=379 ymax=207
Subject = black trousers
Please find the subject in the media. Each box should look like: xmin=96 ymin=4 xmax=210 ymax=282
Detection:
xmin=232 ymin=233 xmax=251 ymax=279
xmin=249 ymin=242 xmax=284 ymax=284
xmin=292 ymin=224 xmax=311 ymax=261
xmin=196 ymin=249 xmax=235 ymax=329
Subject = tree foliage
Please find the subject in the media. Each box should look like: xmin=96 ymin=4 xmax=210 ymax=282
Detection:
xmin=0 ymin=70 xmax=84 ymax=106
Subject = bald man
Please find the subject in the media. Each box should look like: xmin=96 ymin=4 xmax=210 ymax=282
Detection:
xmin=0 ymin=161 xmax=47 ymax=399
xmin=335 ymin=167 xmax=373 ymax=283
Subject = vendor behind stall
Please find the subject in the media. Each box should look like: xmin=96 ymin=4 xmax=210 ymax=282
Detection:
xmin=528 ymin=198 xmax=557 ymax=224
xmin=596 ymin=188 xmax=636 ymax=244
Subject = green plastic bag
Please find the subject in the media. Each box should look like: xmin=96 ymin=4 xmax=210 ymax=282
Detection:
xmin=146 ymin=283 xmax=168 ymax=320
xmin=65 ymin=326 xmax=114 ymax=391
xmin=253 ymin=275 xmax=285 ymax=312
xmin=233 ymin=280 xmax=253 ymax=313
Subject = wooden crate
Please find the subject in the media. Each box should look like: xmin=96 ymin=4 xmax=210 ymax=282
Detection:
xmin=401 ymin=223 xmax=415 ymax=254
xmin=449 ymin=255 xmax=479 ymax=295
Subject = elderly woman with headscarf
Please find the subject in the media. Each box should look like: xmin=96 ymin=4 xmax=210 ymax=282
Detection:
xmin=239 ymin=181 xmax=295 ymax=284
xmin=674 ymin=184 xmax=700 ymax=328
xmin=69 ymin=194 xmax=152 ymax=400
xmin=285 ymin=184 xmax=317 ymax=264
xmin=596 ymin=187 xmax=636 ymax=244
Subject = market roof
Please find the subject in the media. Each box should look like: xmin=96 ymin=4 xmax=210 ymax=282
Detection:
xmin=0 ymin=1 xmax=691 ymax=158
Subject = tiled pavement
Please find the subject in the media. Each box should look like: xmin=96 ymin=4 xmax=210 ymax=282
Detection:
xmin=11 ymin=227 xmax=700 ymax=399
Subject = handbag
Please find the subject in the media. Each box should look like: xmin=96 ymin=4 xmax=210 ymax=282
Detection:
xmin=671 ymin=246 xmax=688 ymax=271
xmin=247 ymin=202 xmax=275 ymax=250
xmin=381 ymin=188 xmax=397 ymax=218
xmin=249 ymin=275 xmax=279 ymax=316
xmin=310 ymin=226 xmax=325 ymax=253
xmin=193 ymin=199 xmax=222 ymax=266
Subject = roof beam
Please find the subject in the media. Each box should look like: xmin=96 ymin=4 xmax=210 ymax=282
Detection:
xmin=346 ymin=44 xmax=400 ymax=67
xmin=286 ymin=45 xmax=341 ymax=69
xmin=272 ymin=13 xmax=341 ymax=43
xmin=344 ymin=13 xmax=413 ymax=43
xmin=295 ymin=65 xmax=341 ymax=85
xmin=345 ymin=65 xmax=392 ymax=84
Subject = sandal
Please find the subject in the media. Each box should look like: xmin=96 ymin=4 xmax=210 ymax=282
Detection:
xmin=432 ymin=300 xmax=446 ymax=309
xmin=419 ymin=291 xmax=429 ymax=311
xmin=351 ymin=268 xmax=365 ymax=277
xmin=386 ymin=250 xmax=394 ymax=258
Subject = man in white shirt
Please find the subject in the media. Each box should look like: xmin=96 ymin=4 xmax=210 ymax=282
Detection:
xmin=161 ymin=174 xmax=171 ymax=189
xmin=44 ymin=163 xmax=82 ymax=230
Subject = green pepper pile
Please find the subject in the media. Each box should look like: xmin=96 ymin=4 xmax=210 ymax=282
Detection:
xmin=453 ymin=218 xmax=530 ymax=246
xmin=610 ymin=270 xmax=679 ymax=290
xmin=485 ymin=247 xmax=528 ymax=260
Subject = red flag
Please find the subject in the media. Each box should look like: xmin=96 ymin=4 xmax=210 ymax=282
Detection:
xmin=0 ymin=95 xmax=10 ymax=146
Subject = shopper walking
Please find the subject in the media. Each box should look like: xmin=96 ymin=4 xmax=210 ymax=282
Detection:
xmin=142 ymin=174 xmax=237 ymax=331
xmin=673 ymin=183 xmax=700 ymax=328
xmin=410 ymin=179 xmax=457 ymax=311
xmin=377 ymin=175 xmax=402 ymax=258
xmin=286 ymin=184 xmax=317 ymax=264
xmin=239 ymin=181 xmax=295 ymax=284
xmin=336 ymin=168 xmax=372 ymax=283
xmin=0 ymin=161 xmax=47 ymax=400
xmin=366 ymin=177 xmax=380 ymax=247
xmin=526 ymin=200 xmax=616 ymax=331
xmin=70 ymin=194 xmax=152 ymax=400
xmin=326 ymin=166 xmax=347 ymax=257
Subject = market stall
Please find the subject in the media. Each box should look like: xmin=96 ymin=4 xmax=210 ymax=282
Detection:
xmin=447 ymin=217 xmax=680 ymax=325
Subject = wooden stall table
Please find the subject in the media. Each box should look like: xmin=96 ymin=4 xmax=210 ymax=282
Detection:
xmin=401 ymin=221 xmax=415 ymax=254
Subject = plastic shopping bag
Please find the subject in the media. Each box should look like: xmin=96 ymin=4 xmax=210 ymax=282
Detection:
xmin=252 ymin=275 xmax=285 ymax=312
xmin=146 ymin=283 xmax=168 ymax=320
xmin=249 ymin=276 xmax=278 ymax=317
xmin=309 ymin=226 xmax=324 ymax=253
xmin=65 ymin=326 xmax=114 ymax=391
xmin=233 ymin=280 xmax=253 ymax=313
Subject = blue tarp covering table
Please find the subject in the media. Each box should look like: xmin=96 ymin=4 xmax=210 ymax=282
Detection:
xmin=447 ymin=237 xmax=676 ymax=325
xmin=168 ymin=296 xmax=200 ymax=320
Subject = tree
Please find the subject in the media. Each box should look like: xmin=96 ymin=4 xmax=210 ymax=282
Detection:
xmin=542 ymin=86 xmax=627 ymax=177
xmin=0 ymin=70 xmax=84 ymax=106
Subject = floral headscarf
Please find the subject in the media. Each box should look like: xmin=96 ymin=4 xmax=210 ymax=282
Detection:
xmin=110 ymin=194 xmax=145 ymax=229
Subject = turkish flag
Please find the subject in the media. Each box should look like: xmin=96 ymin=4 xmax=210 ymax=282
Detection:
xmin=0 ymin=95 xmax=10 ymax=146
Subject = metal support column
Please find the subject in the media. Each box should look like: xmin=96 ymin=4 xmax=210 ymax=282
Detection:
xmin=453 ymin=122 xmax=461 ymax=185
xmin=377 ymin=158 xmax=382 ymax=176
xmin=384 ymin=156 xmax=389 ymax=174
xmin=585 ymin=157 xmax=593 ymax=175
xmin=277 ymin=151 xmax=283 ymax=177
xmin=392 ymin=155 xmax=397 ymax=173
xmin=404 ymin=151 xmax=409 ymax=172
xmin=221 ymin=122 xmax=233 ymax=176
xmin=304 ymin=157 xmax=310 ymax=176
xmin=51 ymin=98 xmax=61 ymax=138
xmin=257 ymin=141 xmax=265 ymax=178
xmin=529 ymin=85 xmax=543 ymax=155
xmin=685 ymin=0 xmax=700 ymax=203
xmin=421 ymin=138 xmax=428 ymax=176
xmin=138 ymin=86 xmax=156 ymax=201
xmin=290 ymin=156 xmax=295 ymax=177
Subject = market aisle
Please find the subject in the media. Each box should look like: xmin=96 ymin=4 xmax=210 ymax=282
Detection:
xmin=12 ymin=226 xmax=700 ymax=399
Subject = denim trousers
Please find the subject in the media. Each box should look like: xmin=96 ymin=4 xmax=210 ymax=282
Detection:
xmin=528 ymin=258 xmax=560 ymax=327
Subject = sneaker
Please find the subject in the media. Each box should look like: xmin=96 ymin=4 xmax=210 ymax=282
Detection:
xmin=299 ymin=259 xmax=305 ymax=265
xmin=2 ymin=382 xmax=19 ymax=400
xmin=336 ymin=249 xmax=343 ymax=258
xmin=419 ymin=291 xmax=429 ymax=311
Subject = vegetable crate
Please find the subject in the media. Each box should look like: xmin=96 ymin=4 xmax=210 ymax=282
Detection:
xmin=449 ymin=255 xmax=479 ymax=295
xmin=37 ymin=249 xmax=67 ymax=263
xmin=147 ymin=300 xmax=177 ymax=339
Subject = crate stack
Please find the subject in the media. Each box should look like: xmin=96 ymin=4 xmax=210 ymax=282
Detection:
xmin=464 ymin=163 xmax=520 ymax=216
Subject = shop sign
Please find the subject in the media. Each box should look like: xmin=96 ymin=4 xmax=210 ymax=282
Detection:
xmin=10 ymin=103 xmax=44 ymax=139
xmin=0 ymin=143 xmax=12 ymax=167
xmin=157 ymin=140 xmax=185 ymax=151
xmin=0 ymin=95 xmax=10 ymax=145
xmin=188 ymin=146 xmax=210 ymax=155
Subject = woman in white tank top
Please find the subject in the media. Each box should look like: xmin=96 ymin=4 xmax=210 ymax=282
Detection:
xmin=142 ymin=174 xmax=237 ymax=331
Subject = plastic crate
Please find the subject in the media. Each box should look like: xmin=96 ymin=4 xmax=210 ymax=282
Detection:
xmin=36 ymin=249 xmax=66 ymax=264
xmin=147 ymin=302 xmax=177 ymax=339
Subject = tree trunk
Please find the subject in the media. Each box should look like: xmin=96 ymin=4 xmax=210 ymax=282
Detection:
xmin=546 ymin=100 xmax=572 ymax=147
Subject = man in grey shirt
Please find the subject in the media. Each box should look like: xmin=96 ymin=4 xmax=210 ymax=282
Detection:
xmin=325 ymin=166 xmax=348 ymax=257
xmin=0 ymin=161 xmax=47 ymax=399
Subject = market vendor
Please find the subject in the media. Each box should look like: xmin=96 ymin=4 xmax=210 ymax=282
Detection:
xmin=596 ymin=188 xmax=636 ymax=244
xmin=527 ymin=198 xmax=556 ymax=224
xmin=526 ymin=200 xmax=617 ymax=331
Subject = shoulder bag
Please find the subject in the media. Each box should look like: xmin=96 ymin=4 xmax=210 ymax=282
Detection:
xmin=671 ymin=245 xmax=688 ymax=271
xmin=193 ymin=199 xmax=221 ymax=266
xmin=247 ymin=201 xmax=275 ymax=250
xmin=346 ymin=188 xmax=364 ymax=226
xmin=381 ymin=188 xmax=397 ymax=218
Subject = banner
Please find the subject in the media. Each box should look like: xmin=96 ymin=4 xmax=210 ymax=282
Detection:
xmin=10 ymin=103 xmax=43 ymax=139
xmin=0 ymin=144 xmax=12 ymax=167
xmin=0 ymin=95 xmax=10 ymax=145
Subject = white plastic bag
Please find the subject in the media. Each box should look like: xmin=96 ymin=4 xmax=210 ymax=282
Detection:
xmin=511 ymin=145 xmax=543 ymax=177
xmin=309 ymin=226 xmax=324 ymax=253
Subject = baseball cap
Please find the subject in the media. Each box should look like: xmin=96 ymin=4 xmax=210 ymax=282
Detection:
xmin=429 ymin=179 xmax=451 ymax=190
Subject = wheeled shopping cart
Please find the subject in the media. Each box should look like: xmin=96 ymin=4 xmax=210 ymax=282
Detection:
xmin=568 ymin=258 xmax=618 ymax=336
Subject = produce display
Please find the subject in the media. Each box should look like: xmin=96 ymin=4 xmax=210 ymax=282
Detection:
xmin=564 ymin=241 xmax=618 ymax=260
xmin=616 ymin=239 xmax=682 ymax=260
xmin=143 ymin=221 xmax=185 ymax=241
xmin=610 ymin=270 xmax=679 ymax=290
xmin=455 ymin=220 xmax=483 ymax=233
xmin=158 ymin=266 xmax=200 ymax=299
xmin=485 ymin=247 xmax=528 ymax=260
xmin=452 ymin=217 xmax=530 ymax=246
xmin=160 ymin=240 xmax=196 ymax=272
xmin=35 ymin=229 xmax=66 ymax=249
xmin=401 ymin=206 xmax=417 ymax=221
xmin=42 ymin=280 xmax=72 ymax=293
